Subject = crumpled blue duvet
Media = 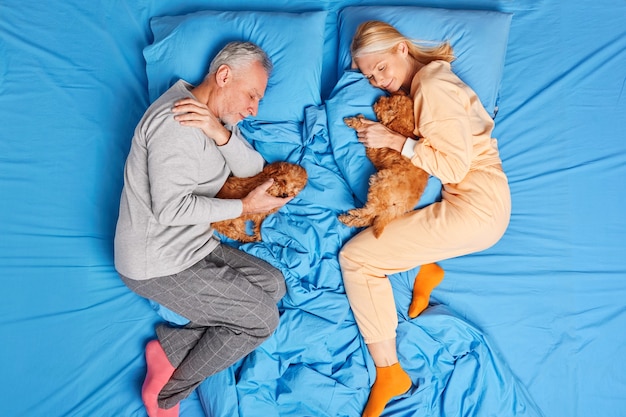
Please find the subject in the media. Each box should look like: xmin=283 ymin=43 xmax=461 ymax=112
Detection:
xmin=154 ymin=74 xmax=545 ymax=417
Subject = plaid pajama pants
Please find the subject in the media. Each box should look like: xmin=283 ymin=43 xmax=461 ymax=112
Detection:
xmin=120 ymin=243 xmax=286 ymax=408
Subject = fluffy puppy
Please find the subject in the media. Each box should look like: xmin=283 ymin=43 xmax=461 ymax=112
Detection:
xmin=212 ymin=161 xmax=307 ymax=242
xmin=341 ymin=94 xmax=430 ymax=238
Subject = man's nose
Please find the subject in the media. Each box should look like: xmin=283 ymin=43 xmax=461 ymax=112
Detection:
xmin=249 ymin=101 xmax=258 ymax=117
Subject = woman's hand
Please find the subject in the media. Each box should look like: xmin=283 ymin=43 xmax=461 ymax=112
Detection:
xmin=241 ymin=179 xmax=293 ymax=215
xmin=172 ymin=98 xmax=231 ymax=146
xmin=353 ymin=118 xmax=406 ymax=152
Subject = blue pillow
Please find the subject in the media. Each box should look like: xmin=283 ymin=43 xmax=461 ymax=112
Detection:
xmin=337 ymin=6 xmax=512 ymax=117
xmin=144 ymin=10 xmax=327 ymax=123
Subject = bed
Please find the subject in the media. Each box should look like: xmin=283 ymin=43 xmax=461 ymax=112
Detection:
xmin=1 ymin=1 xmax=624 ymax=416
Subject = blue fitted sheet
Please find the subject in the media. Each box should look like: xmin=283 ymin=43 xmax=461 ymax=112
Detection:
xmin=1 ymin=1 xmax=625 ymax=417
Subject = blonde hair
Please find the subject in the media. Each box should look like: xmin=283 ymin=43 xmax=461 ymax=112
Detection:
xmin=351 ymin=20 xmax=455 ymax=65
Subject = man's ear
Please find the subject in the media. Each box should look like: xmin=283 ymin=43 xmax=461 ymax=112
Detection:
xmin=215 ymin=64 xmax=232 ymax=87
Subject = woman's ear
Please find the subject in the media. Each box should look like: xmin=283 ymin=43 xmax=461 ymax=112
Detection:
xmin=397 ymin=41 xmax=409 ymax=57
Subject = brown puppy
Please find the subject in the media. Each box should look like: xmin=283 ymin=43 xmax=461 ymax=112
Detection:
xmin=212 ymin=161 xmax=307 ymax=242
xmin=341 ymin=94 xmax=430 ymax=238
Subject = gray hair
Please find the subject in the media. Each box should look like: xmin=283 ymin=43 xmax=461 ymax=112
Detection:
xmin=207 ymin=41 xmax=273 ymax=76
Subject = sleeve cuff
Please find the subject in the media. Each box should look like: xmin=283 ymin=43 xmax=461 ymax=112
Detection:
xmin=401 ymin=138 xmax=418 ymax=158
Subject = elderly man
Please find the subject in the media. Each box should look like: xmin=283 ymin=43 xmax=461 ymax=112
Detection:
xmin=114 ymin=41 xmax=289 ymax=417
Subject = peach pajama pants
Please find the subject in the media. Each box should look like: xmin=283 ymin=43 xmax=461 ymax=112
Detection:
xmin=339 ymin=167 xmax=511 ymax=344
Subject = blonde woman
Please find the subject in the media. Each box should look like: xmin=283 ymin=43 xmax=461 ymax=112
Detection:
xmin=339 ymin=21 xmax=511 ymax=417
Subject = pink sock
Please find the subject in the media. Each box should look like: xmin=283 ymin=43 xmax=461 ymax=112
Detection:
xmin=142 ymin=340 xmax=176 ymax=417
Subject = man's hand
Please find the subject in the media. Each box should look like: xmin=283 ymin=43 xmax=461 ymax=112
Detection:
xmin=241 ymin=179 xmax=293 ymax=215
xmin=173 ymin=98 xmax=231 ymax=146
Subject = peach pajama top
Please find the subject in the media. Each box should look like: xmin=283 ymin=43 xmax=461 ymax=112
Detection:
xmin=339 ymin=60 xmax=511 ymax=344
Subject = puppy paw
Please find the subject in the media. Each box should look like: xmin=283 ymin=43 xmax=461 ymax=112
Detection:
xmin=338 ymin=210 xmax=373 ymax=228
xmin=343 ymin=114 xmax=365 ymax=130
xmin=371 ymin=216 xmax=390 ymax=238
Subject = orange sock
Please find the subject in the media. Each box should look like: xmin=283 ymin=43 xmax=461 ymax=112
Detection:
xmin=408 ymin=263 xmax=444 ymax=318
xmin=142 ymin=340 xmax=176 ymax=417
xmin=362 ymin=363 xmax=411 ymax=417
